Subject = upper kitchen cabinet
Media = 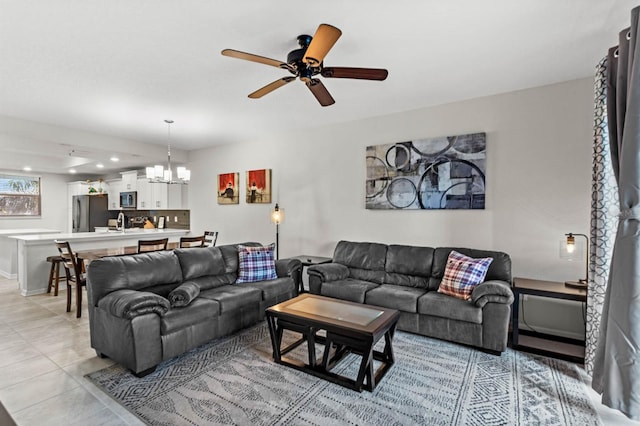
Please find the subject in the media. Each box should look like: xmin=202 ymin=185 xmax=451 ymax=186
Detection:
xmin=136 ymin=177 xmax=152 ymax=209
xmin=143 ymin=180 xmax=184 ymax=209
xmin=106 ymin=179 xmax=123 ymax=210
xmin=121 ymin=170 xmax=137 ymax=191
xmin=160 ymin=183 xmax=184 ymax=209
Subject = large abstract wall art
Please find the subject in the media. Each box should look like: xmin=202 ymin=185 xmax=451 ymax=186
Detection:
xmin=366 ymin=132 xmax=486 ymax=210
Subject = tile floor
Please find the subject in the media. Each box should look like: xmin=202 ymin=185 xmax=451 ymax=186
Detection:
xmin=0 ymin=276 xmax=637 ymax=425
xmin=0 ymin=277 xmax=144 ymax=425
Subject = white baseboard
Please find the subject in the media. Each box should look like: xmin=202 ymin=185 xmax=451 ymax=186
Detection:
xmin=0 ymin=270 xmax=16 ymax=279
xmin=20 ymin=288 xmax=47 ymax=297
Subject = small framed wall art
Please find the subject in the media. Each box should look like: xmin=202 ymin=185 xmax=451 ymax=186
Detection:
xmin=217 ymin=172 xmax=240 ymax=204
xmin=246 ymin=169 xmax=272 ymax=204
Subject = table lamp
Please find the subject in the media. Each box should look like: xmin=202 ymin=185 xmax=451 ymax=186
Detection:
xmin=561 ymin=232 xmax=589 ymax=289
xmin=271 ymin=203 xmax=284 ymax=259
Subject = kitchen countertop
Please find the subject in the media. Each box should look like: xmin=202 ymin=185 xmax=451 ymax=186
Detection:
xmin=10 ymin=228 xmax=188 ymax=244
xmin=0 ymin=228 xmax=61 ymax=236
xmin=12 ymin=228 xmax=190 ymax=296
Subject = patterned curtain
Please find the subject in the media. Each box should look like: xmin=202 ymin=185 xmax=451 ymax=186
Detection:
xmin=586 ymin=58 xmax=619 ymax=374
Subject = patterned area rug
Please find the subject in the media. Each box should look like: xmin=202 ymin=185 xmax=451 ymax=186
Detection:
xmin=87 ymin=323 xmax=601 ymax=425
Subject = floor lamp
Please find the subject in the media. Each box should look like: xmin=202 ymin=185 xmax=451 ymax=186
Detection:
xmin=271 ymin=203 xmax=284 ymax=260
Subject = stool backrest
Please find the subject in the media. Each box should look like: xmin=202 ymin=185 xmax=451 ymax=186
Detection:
xmin=54 ymin=240 xmax=83 ymax=282
xmin=204 ymin=231 xmax=218 ymax=247
xmin=179 ymin=235 xmax=205 ymax=248
xmin=138 ymin=238 xmax=169 ymax=253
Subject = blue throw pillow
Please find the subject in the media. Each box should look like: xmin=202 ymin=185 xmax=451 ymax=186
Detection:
xmin=236 ymin=243 xmax=278 ymax=283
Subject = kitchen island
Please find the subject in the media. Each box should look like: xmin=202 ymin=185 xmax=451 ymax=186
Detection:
xmin=0 ymin=229 xmax=61 ymax=279
xmin=11 ymin=228 xmax=190 ymax=296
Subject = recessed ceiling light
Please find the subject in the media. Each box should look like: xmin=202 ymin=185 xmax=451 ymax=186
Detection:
xmin=69 ymin=169 xmax=77 ymax=174
xmin=96 ymin=163 xmax=104 ymax=168
xmin=110 ymin=156 xmax=119 ymax=162
xmin=23 ymin=166 xmax=31 ymax=171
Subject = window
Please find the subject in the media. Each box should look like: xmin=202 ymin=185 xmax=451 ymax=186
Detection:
xmin=0 ymin=175 xmax=41 ymax=216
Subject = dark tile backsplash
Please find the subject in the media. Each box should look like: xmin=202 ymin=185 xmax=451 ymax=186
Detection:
xmin=107 ymin=209 xmax=190 ymax=230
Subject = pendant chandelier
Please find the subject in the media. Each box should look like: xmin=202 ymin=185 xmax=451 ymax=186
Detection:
xmin=146 ymin=119 xmax=191 ymax=184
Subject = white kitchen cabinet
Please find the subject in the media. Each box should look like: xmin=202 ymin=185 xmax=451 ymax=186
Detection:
xmin=136 ymin=177 xmax=151 ymax=209
xmin=145 ymin=182 xmax=184 ymax=209
xmin=106 ymin=179 xmax=123 ymax=210
xmin=121 ymin=170 xmax=137 ymax=191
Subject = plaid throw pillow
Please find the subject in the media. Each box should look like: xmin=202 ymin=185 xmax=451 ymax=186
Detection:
xmin=437 ymin=250 xmax=493 ymax=300
xmin=236 ymin=244 xmax=278 ymax=283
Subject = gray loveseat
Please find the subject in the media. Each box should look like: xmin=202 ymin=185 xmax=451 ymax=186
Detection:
xmin=308 ymin=241 xmax=513 ymax=353
xmin=86 ymin=243 xmax=301 ymax=376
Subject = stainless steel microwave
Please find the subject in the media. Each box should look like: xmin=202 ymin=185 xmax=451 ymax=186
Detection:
xmin=120 ymin=191 xmax=137 ymax=209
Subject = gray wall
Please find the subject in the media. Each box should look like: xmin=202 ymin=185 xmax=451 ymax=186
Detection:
xmin=187 ymin=77 xmax=594 ymax=340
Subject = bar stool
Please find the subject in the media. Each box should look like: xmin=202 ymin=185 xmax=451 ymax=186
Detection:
xmin=46 ymin=255 xmax=67 ymax=296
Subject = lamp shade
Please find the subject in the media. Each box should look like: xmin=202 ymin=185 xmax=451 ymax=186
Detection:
xmin=271 ymin=203 xmax=284 ymax=224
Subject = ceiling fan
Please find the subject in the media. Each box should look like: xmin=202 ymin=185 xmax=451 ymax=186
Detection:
xmin=221 ymin=24 xmax=388 ymax=107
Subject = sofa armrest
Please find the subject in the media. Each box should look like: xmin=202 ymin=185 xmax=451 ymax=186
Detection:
xmin=275 ymin=258 xmax=302 ymax=278
xmin=471 ymin=280 xmax=514 ymax=308
xmin=97 ymin=289 xmax=170 ymax=319
xmin=307 ymin=263 xmax=349 ymax=282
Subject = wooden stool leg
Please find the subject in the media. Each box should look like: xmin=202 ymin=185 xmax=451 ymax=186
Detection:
xmin=47 ymin=261 xmax=55 ymax=293
xmin=66 ymin=282 xmax=72 ymax=313
xmin=76 ymin=284 xmax=82 ymax=318
xmin=53 ymin=261 xmax=60 ymax=296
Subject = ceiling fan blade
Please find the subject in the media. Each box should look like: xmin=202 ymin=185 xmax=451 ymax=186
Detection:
xmin=306 ymin=78 xmax=335 ymax=106
xmin=221 ymin=49 xmax=293 ymax=72
xmin=321 ymin=67 xmax=389 ymax=81
xmin=248 ymin=77 xmax=296 ymax=99
xmin=303 ymin=24 xmax=342 ymax=67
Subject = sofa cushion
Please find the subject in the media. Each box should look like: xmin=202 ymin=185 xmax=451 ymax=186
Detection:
xmin=334 ymin=241 xmax=387 ymax=270
xmin=87 ymin=251 xmax=183 ymax=305
xmin=161 ymin=298 xmax=220 ymax=335
xmin=236 ymin=244 xmax=278 ymax=283
xmin=334 ymin=241 xmax=387 ymax=284
xmin=174 ymin=247 xmax=227 ymax=281
xmin=385 ymin=245 xmax=434 ymax=284
xmin=183 ymin=274 xmax=236 ymax=292
xmin=320 ymin=279 xmax=379 ymax=304
xmin=364 ymin=284 xmax=427 ymax=313
xmin=418 ymin=292 xmax=482 ymax=324
xmin=238 ymin=277 xmax=295 ymax=301
xmin=199 ymin=285 xmax=262 ymax=313
xmin=168 ymin=281 xmax=201 ymax=307
xmin=437 ymin=250 xmax=493 ymax=300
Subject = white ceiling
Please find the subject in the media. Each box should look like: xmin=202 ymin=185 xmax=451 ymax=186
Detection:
xmin=0 ymin=0 xmax=635 ymax=176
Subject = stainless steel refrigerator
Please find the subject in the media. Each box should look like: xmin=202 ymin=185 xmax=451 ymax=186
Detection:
xmin=72 ymin=195 xmax=110 ymax=233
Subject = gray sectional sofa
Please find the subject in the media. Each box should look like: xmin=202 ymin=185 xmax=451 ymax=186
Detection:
xmin=86 ymin=243 xmax=301 ymax=376
xmin=308 ymin=241 xmax=513 ymax=353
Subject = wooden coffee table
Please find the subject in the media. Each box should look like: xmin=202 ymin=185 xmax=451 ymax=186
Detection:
xmin=265 ymin=294 xmax=400 ymax=392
